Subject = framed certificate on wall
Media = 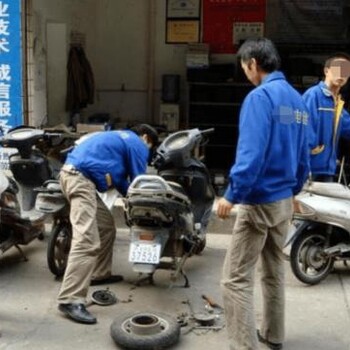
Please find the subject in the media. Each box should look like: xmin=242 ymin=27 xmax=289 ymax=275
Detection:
xmin=166 ymin=20 xmax=200 ymax=43
xmin=166 ymin=0 xmax=201 ymax=19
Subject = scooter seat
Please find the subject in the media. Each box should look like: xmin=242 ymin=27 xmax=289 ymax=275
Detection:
xmin=304 ymin=181 xmax=350 ymax=200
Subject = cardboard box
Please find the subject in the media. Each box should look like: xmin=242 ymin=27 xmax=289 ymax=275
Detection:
xmin=76 ymin=123 xmax=106 ymax=133
xmin=159 ymin=104 xmax=180 ymax=131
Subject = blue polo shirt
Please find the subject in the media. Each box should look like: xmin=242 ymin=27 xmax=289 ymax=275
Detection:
xmin=66 ymin=130 xmax=149 ymax=194
xmin=224 ymin=71 xmax=310 ymax=204
xmin=303 ymin=81 xmax=350 ymax=176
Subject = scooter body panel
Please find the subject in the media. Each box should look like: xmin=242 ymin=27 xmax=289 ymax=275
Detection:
xmin=297 ymin=192 xmax=350 ymax=231
xmin=286 ymin=191 xmax=350 ymax=249
xmin=287 ymin=184 xmax=350 ymax=285
xmin=0 ymin=127 xmax=71 ymax=264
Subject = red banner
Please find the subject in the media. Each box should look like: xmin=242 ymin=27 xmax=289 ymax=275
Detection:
xmin=203 ymin=0 xmax=266 ymax=53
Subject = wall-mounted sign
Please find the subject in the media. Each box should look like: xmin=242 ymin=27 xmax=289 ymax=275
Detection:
xmin=167 ymin=0 xmax=201 ymax=18
xmin=166 ymin=20 xmax=200 ymax=44
xmin=203 ymin=0 xmax=266 ymax=53
xmin=0 ymin=0 xmax=23 ymax=133
xmin=233 ymin=22 xmax=264 ymax=45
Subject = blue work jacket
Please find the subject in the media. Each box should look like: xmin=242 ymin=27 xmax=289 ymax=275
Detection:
xmin=224 ymin=71 xmax=310 ymax=205
xmin=66 ymin=130 xmax=149 ymax=194
xmin=303 ymin=81 xmax=350 ymax=176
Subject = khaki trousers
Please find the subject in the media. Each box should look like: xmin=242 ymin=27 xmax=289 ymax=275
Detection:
xmin=221 ymin=198 xmax=293 ymax=350
xmin=58 ymin=170 xmax=116 ymax=304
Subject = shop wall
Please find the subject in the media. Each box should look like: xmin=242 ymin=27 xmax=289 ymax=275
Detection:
xmin=85 ymin=0 xmax=187 ymax=125
xmin=32 ymin=0 xmax=97 ymax=126
xmin=30 ymin=0 xmax=350 ymax=128
xmin=31 ymin=0 xmax=187 ymax=128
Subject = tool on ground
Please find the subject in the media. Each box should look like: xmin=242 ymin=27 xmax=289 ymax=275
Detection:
xmin=201 ymin=294 xmax=223 ymax=310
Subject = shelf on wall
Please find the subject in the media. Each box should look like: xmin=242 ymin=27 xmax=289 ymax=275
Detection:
xmin=189 ymin=102 xmax=241 ymax=106
xmin=187 ymin=67 xmax=253 ymax=171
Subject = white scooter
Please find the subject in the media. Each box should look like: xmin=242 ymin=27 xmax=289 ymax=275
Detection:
xmin=0 ymin=127 xmax=73 ymax=273
xmin=285 ymin=179 xmax=350 ymax=285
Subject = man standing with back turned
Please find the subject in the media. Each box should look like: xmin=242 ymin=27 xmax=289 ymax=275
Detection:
xmin=216 ymin=38 xmax=309 ymax=350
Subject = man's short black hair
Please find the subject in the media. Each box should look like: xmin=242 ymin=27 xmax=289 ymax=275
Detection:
xmin=131 ymin=123 xmax=159 ymax=147
xmin=237 ymin=37 xmax=281 ymax=73
xmin=324 ymin=52 xmax=350 ymax=68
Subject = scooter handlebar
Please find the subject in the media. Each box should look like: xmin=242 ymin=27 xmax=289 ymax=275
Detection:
xmin=200 ymin=128 xmax=215 ymax=135
xmin=43 ymin=132 xmax=65 ymax=139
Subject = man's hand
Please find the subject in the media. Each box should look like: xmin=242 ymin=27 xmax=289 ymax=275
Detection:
xmin=216 ymin=197 xmax=234 ymax=219
xmin=293 ymin=198 xmax=302 ymax=213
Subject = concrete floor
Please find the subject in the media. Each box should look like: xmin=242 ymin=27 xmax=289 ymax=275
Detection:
xmin=0 ymin=228 xmax=350 ymax=350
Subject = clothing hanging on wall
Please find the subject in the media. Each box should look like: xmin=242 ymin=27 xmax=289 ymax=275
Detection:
xmin=66 ymin=45 xmax=95 ymax=112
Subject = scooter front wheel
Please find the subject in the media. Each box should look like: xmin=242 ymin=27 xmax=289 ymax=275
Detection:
xmin=290 ymin=230 xmax=334 ymax=285
xmin=47 ymin=222 xmax=72 ymax=277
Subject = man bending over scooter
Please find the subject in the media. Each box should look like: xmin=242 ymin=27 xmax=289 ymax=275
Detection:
xmin=57 ymin=124 xmax=158 ymax=324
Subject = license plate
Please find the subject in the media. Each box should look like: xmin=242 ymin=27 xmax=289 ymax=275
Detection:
xmin=128 ymin=242 xmax=161 ymax=264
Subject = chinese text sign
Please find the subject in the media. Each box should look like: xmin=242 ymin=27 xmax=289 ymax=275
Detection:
xmin=0 ymin=0 xmax=22 ymax=134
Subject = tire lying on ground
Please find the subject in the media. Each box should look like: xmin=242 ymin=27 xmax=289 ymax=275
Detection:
xmin=110 ymin=311 xmax=180 ymax=349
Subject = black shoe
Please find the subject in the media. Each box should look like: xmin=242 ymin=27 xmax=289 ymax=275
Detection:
xmin=90 ymin=275 xmax=124 ymax=286
xmin=58 ymin=303 xmax=97 ymax=324
xmin=257 ymin=330 xmax=283 ymax=350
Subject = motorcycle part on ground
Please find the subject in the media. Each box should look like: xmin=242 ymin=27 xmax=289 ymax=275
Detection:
xmin=47 ymin=222 xmax=72 ymax=277
xmin=193 ymin=313 xmax=216 ymax=326
xmin=110 ymin=311 xmax=180 ymax=350
xmin=290 ymin=229 xmax=334 ymax=285
xmin=91 ymin=289 xmax=117 ymax=306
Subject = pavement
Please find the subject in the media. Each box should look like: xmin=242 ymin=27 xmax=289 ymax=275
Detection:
xmin=0 ymin=217 xmax=350 ymax=350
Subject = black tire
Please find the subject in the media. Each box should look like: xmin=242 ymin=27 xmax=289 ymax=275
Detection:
xmin=38 ymin=232 xmax=45 ymax=241
xmin=110 ymin=311 xmax=180 ymax=350
xmin=47 ymin=223 xmax=72 ymax=277
xmin=290 ymin=230 xmax=334 ymax=285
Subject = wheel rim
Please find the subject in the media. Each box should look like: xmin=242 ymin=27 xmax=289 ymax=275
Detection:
xmin=91 ymin=289 xmax=117 ymax=306
xmin=297 ymin=233 xmax=332 ymax=277
xmin=122 ymin=313 xmax=169 ymax=336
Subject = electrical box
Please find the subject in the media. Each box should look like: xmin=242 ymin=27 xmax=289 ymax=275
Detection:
xmin=160 ymin=104 xmax=180 ymax=132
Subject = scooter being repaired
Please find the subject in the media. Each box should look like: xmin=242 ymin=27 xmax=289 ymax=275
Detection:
xmin=0 ymin=127 xmax=71 ymax=274
xmin=285 ymin=178 xmax=350 ymax=285
xmin=123 ymin=128 xmax=216 ymax=287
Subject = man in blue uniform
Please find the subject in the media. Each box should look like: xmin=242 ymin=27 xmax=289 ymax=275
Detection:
xmin=58 ymin=124 xmax=158 ymax=324
xmin=303 ymin=53 xmax=350 ymax=182
xmin=216 ymin=38 xmax=309 ymax=350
